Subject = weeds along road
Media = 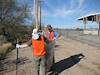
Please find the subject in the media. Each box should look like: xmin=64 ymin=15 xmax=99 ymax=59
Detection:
xmin=1 ymin=36 xmax=100 ymax=75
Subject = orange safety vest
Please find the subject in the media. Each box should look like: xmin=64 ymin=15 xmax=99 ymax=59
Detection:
xmin=32 ymin=36 xmax=46 ymax=57
xmin=46 ymin=31 xmax=54 ymax=41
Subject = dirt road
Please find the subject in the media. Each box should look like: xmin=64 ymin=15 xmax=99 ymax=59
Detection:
xmin=52 ymin=37 xmax=100 ymax=75
xmin=1 ymin=36 xmax=100 ymax=75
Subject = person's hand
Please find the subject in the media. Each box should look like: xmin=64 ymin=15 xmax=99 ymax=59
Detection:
xmin=16 ymin=44 xmax=20 ymax=48
xmin=54 ymin=37 xmax=56 ymax=40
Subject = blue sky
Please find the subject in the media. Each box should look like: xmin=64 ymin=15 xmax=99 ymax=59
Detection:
xmin=18 ymin=0 xmax=100 ymax=29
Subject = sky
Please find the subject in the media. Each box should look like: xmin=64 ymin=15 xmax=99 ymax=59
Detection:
xmin=18 ymin=0 xmax=100 ymax=29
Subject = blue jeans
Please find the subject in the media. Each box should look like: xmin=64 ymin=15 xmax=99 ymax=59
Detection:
xmin=33 ymin=56 xmax=46 ymax=75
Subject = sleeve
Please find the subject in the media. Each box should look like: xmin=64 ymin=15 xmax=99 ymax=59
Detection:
xmin=43 ymin=36 xmax=50 ymax=43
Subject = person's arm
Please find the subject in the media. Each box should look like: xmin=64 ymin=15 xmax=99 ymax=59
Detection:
xmin=43 ymin=35 xmax=50 ymax=44
xmin=16 ymin=39 xmax=32 ymax=48
xmin=16 ymin=43 xmax=28 ymax=48
xmin=19 ymin=44 xmax=28 ymax=48
xmin=49 ymin=31 xmax=55 ymax=42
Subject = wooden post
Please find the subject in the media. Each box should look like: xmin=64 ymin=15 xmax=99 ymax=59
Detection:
xmin=83 ymin=17 xmax=87 ymax=30
xmin=38 ymin=0 xmax=42 ymax=30
xmin=98 ymin=22 xmax=100 ymax=36
xmin=16 ymin=46 xmax=18 ymax=75
xmin=35 ymin=0 xmax=38 ymax=29
xmin=84 ymin=23 xmax=86 ymax=30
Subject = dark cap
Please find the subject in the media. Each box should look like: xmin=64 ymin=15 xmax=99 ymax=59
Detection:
xmin=47 ymin=24 xmax=51 ymax=27
xmin=47 ymin=24 xmax=52 ymax=29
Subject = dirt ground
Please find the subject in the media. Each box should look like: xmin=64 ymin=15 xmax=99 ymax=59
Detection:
xmin=0 ymin=36 xmax=100 ymax=75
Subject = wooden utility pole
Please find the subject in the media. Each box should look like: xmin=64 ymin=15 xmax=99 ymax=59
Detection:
xmin=35 ymin=0 xmax=39 ymax=29
xmin=38 ymin=0 xmax=42 ymax=30
xmin=35 ymin=0 xmax=42 ymax=29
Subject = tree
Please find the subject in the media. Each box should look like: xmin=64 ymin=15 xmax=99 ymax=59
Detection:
xmin=0 ymin=0 xmax=32 ymax=42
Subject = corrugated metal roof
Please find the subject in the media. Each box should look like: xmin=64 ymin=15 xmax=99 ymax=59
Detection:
xmin=77 ymin=12 xmax=100 ymax=20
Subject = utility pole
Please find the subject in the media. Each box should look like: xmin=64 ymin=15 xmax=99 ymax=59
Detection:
xmin=35 ymin=0 xmax=42 ymax=29
xmin=38 ymin=0 xmax=42 ymax=30
xmin=35 ymin=0 xmax=39 ymax=29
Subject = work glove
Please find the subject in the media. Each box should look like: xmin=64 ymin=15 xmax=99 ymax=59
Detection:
xmin=16 ymin=44 xmax=20 ymax=48
xmin=54 ymin=37 xmax=56 ymax=40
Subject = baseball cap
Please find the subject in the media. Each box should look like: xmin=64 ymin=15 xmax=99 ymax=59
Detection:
xmin=47 ymin=24 xmax=52 ymax=29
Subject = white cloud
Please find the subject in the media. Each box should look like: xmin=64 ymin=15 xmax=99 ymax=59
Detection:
xmin=42 ymin=6 xmax=75 ymax=18
xmin=34 ymin=0 xmax=88 ymax=20
xmin=42 ymin=0 xmax=87 ymax=19
xmin=78 ymin=0 xmax=85 ymax=9
xmin=70 ymin=0 xmax=85 ymax=9
xmin=53 ymin=8 xmax=73 ymax=18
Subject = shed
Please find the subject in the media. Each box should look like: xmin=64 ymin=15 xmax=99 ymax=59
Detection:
xmin=78 ymin=13 xmax=100 ymax=36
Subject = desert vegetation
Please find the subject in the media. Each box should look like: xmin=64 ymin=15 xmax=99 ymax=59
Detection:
xmin=0 ymin=0 xmax=33 ymax=60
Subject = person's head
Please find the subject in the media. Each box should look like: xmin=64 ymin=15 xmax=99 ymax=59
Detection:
xmin=32 ymin=28 xmax=39 ymax=40
xmin=47 ymin=24 xmax=53 ymax=32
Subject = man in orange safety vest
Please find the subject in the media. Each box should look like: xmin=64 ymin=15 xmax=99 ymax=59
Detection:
xmin=16 ymin=28 xmax=49 ymax=75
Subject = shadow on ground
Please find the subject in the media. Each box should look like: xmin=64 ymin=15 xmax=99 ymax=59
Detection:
xmin=0 ymin=57 xmax=32 ymax=74
xmin=49 ymin=53 xmax=85 ymax=75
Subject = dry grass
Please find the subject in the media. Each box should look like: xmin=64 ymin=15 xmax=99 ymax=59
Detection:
xmin=0 ymin=43 xmax=12 ymax=55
